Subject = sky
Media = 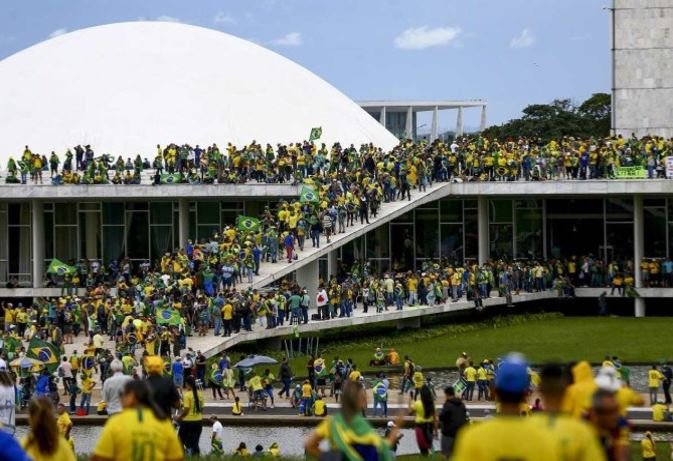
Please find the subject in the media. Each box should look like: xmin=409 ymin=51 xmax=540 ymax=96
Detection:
xmin=0 ymin=0 xmax=610 ymax=131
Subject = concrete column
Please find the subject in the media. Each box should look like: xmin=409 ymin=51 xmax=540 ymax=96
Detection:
xmin=327 ymin=250 xmax=338 ymax=280
xmin=478 ymin=197 xmax=489 ymax=265
xmin=405 ymin=106 xmax=413 ymax=140
xmin=380 ymin=106 xmax=387 ymax=129
xmin=456 ymin=107 xmax=464 ymax=137
xmin=430 ymin=106 xmax=439 ymax=141
xmin=178 ymin=198 xmax=189 ymax=249
xmin=296 ymin=259 xmax=319 ymax=309
xmin=633 ymin=195 xmax=646 ymax=317
xmin=32 ymin=200 xmax=45 ymax=288
xmin=480 ymin=105 xmax=488 ymax=131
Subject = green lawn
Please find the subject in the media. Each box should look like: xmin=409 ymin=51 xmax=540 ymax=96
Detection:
xmin=281 ymin=315 xmax=673 ymax=373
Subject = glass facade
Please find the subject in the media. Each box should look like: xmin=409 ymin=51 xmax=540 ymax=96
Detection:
xmin=4 ymin=196 xmax=673 ymax=286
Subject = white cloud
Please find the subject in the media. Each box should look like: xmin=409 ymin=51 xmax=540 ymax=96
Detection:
xmin=214 ymin=12 xmax=236 ymax=24
xmin=393 ymin=26 xmax=462 ymax=50
xmin=155 ymin=15 xmax=181 ymax=23
xmin=48 ymin=28 xmax=68 ymax=39
xmin=510 ymin=28 xmax=535 ymax=48
xmin=270 ymin=32 xmax=302 ymax=46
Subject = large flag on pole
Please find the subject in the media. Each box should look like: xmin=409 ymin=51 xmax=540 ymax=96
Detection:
xmin=236 ymin=215 xmax=261 ymax=233
xmin=156 ymin=308 xmax=181 ymax=327
xmin=26 ymin=337 xmax=60 ymax=372
xmin=309 ymin=127 xmax=322 ymax=142
xmin=46 ymin=259 xmax=76 ymax=275
xmin=300 ymin=185 xmax=319 ymax=204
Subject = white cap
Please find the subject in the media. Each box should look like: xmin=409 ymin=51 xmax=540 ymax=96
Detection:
xmin=387 ymin=421 xmax=395 ymax=428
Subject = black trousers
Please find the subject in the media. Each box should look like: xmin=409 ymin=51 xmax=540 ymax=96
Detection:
xmin=179 ymin=420 xmax=202 ymax=455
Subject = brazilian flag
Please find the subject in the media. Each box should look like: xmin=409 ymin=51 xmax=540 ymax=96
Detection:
xmin=46 ymin=258 xmax=76 ymax=275
xmin=160 ymin=173 xmax=181 ymax=184
xmin=236 ymin=215 xmax=261 ymax=233
xmin=300 ymin=185 xmax=319 ymax=204
xmin=156 ymin=308 xmax=181 ymax=326
xmin=309 ymin=127 xmax=322 ymax=142
xmin=26 ymin=337 xmax=60 ymax=372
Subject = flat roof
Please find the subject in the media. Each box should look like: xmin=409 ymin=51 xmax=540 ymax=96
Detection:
xmin=358 ymin=100 xmax=487 ymax=111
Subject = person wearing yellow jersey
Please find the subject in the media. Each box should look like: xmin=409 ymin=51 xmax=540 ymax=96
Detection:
xmin=453 ymin=353 xmax=561 ymax=461
xmin=21 ymin=398 xmax=76 ymax=461
xmin=562 ymin=361 xmax=596 ymax=419
xmin=532 ymin=364 xmax=606 ymax=461
xmin=641 ymin=431 xmax=656 ymax=460
xmin=313 ymin=395 xmax=327 ymax=417
xmin=56 ymin=403 xmax=75 ymax=452
xmin=267 ymin=442 xmax=281 ymax=457
xmin=652 ymin=401 xmax=669 ymax=422
xmin=409 ymin=385 xmax=438 ymax=456
xmin=348 ymin=365 xmax=362 ymax=382
xmin=248 ymin=372 xmax=266 ymax=407
xmin=463 ymin=362 xmax=477 ymax=401
xmin=648 ymin=365 xmax=665 ymax=405
xmin=230 ymin=395 xmax=243 ymax=416
xmin=177 ymin=376 xmax=204 ymax=456
xmin=476 ymin=364 xmax=489 ymax=400
xmin=92 ymin=379 xmax=183 ymax=461
xmin=301 ymin=379 xmax=314 ymax=416
xmin=306 ymin=381 xmax=399 ymax=461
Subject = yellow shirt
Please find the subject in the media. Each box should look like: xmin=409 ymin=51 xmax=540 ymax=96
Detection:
xmin=93 ymin=407 xmax=183 ymax=461
xmin=222 ymin=304 xmax=233 ymax=320
xmin=648 ymin=369 xmax=664 ymax=388
xmin=531 ymin=413 xmax=606 ymax=461
xmin=464 ymin=367 xmax=477 ymax=382
xmin=453 ymin=416 xmax=561 ymax=461
xmin=641 ymin=438 xmax=656 ymax=458
xmin=57 ymin=412 xmax=73 ymax=436
xmin=349 ymin=370 xmax=362 ymax=382
xmin=21 ymin=436 xmax=76 ymax=461
xmin=248 ymin=375 xmax=264 ymax=392
xmin=412 ymin=400 xmax=434 ymax=424
xmin=182 ymin=390 xmax=205 ymax=422
xmin=302 ymin=383 xmax=312 ymax=398
xmin=652 ymin=403 xmax=668 ymax=422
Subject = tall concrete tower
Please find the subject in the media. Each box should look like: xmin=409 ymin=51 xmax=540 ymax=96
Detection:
xmin=612 ymin=0 xmax=673 ymax=138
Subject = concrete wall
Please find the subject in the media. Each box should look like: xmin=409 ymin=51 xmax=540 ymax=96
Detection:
xmin=613 ymin=0 xmax=673 ymax=137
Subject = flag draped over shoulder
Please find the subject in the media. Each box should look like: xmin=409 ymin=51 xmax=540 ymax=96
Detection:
xmin=309 ymin=127 xmax=322 ymax=142
xmin=156 ymin=308 xmax=181 ymax=326
xmin=329 ymin=413 xmax=393 ymax=461
xmin=46 ymin=259 xmax=76 ymax=275
xmin=26 ymin=337 xmax=60 ymax=372
xmin=300 ymin=185 xmax=319 ymax=204
xmin=236 ymin=215 xmax=261 ymax=233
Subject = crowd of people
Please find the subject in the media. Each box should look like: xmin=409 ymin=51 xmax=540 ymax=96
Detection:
xmin=5 ymin=133 xmax=673 ymax=186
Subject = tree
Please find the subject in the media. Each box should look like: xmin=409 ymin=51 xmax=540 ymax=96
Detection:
xmin=482 ymin=93 xmax=611 ymax=141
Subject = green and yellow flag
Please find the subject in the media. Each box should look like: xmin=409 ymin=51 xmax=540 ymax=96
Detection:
xmin=300 ymin=185 xmax=319 ymax=204
xmin=26 ymin=337 xmax=61 ymax=372
xmin=160 ymin=173 xmax=182 ymax=184
xmin=236 ymin=215 xmax=261 ymax=233
xmin=309 ymin=127 xmax=322 ymax=142
xmin=46 ymin=258 xmax=76 ymax=275
xmin=156 ymin=308 xmax=181 ymax=326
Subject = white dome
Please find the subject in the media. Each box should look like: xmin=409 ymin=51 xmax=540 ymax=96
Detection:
xmin=0 ymin=22 xmax=398 ymax=163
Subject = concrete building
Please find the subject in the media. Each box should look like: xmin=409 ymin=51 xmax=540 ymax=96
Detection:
xmin=1 ymin=180 xmax=672 ymax=319
xmin=612 ymin=0 xmax=673 ymax=138
xmin=358 ymin=100 xmax=488 ymax=141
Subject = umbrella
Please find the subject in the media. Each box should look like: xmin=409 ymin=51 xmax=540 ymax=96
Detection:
xmin=233 ymin=355 xmax=278 ymax=369
xmin=10 ymin=357 xmax=44 ymax=373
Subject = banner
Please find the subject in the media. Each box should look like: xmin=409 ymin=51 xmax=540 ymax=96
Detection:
xmin=26 ymin=337 xmax=60 ymax=372
xmin=236 ymin=215 xmax=261 ymax=233
xmin=160 ymin=173 xmax=181 ymax=184
xmin=156 ymin=308 xmax=181 ymax=326
xmin=46 ymin=258 xmax=76 ymax=275
xmin=309 ymin=127 xmax=322 ymax=142
xmin=300 ymin=185 xmax=319 ymax=204
xmin=666 ymin=157 xmax=673 ymax=179
xmin=615 ymin=166 xmax=646 ymax=179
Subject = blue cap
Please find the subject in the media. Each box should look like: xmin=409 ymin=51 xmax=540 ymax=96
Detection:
xmin=495 ymin=353 xmax=530 ymax=393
